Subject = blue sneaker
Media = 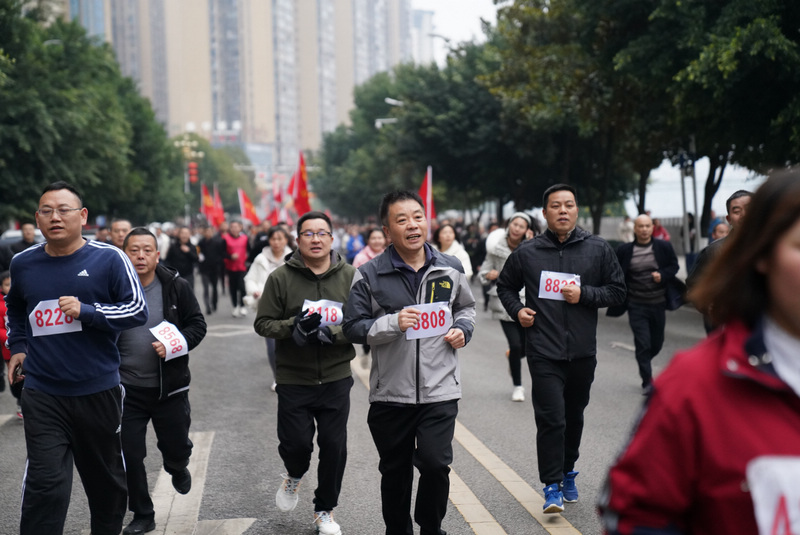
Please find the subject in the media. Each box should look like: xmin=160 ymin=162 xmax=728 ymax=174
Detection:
xmin=562 ymin=471 xmax=579 ymax=503
xmin=543 ymin=483 xmax=564 ymax=513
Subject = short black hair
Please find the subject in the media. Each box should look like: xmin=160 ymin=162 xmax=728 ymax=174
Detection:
xmin=379 ymin=190 xmax=424 ymax=227
xmin=542 ymin=184 xmax=577 ymax=207
xmin=0 ymin=270 xmax=9 ymax=284
xmin=296 ymin=211 xmax=332 ymax=234
xmin=42 ymin=181 xmax=83 ymax=206
xmin=267 ymin=226 xmax=291 ymax=241
xmin=122 ymin=227 xmax=157 ymax=251
xmin=725 ymin=190 xmax=753 ymax=214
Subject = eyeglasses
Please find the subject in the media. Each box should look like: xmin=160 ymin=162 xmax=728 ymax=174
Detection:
xmin=37 ymin=207 xmax=82 ymax=217
xmin=299 ymin=230 xmax=332 ymax=239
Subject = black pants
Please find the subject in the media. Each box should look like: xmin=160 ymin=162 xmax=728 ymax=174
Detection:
xmin=120 ymin=385 xmax=193 ymax=518
xmin=277 ymin=376 xmax=353 ymax=512
xmin=368 ymin=400 xmax=458 ymax=535
xmin=627 ymin=302 xmax=666 ymax=387
xmin=500 ymin=320 xmax=526 ymax=387
xmin=201 ymin=271 xmax=219 ymax=313
xmin=227 ymin=270 xmax=246 ymax=308
xmin=528 ymin=356 xmax=596 ymax=486
xmin=20 ymin=386 xmax=127 ymax=535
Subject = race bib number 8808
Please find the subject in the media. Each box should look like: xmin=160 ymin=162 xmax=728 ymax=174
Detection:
xmin=405 ymin=302 xmax=453 ymax=340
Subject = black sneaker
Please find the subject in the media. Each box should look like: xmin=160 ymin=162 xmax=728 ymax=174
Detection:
xmin=172 ymin=468 xmax=192 ymax=494
xmin=122 ymin=516 xmax=155 ymax=534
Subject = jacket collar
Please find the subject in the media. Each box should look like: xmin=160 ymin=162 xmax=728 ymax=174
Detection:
xmin=718 ymin=319 xmax=791 ymax=392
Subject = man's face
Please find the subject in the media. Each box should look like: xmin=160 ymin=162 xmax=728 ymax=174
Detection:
xmin=35 ymin=189 xmax=87 ymax=244
xmin=95 ymin=228 xmax=109 ymax=241
xmin=111 ymin=220 xmax=132 ymax=248
xmin=229 ymin=222 xmax=242 ymax=237
xmin=634 ymin=215 xmax=654 ymax=243
xmin=124 ymin=235 xmax=159 ymax=279
xmin=383 ymin=199 xmax=427 ymax=258
xmin=712 ymin=222 xmax=730 ymax=240
xmin=727 ymin=196 xmax=751 ymax=229
xmin=297 ymin=218 xmax=332 ymax=261
xmin=542 ymin=190 xmax=578 ymax=235
xmin=21 ymin=224 xmax=35 ymax=242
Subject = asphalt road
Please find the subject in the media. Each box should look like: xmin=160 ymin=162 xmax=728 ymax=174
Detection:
xmin=0 ymin=281 xmax=707 ymax=535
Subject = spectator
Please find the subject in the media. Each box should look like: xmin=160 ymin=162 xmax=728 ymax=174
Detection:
xmin=222 ymin=220 xmax=250 ymax=318
xmin=432 ymin=223 xmax=473 ymax=280
xmin=110 ymin=218 xmax=133 ymax=249
xmin=10 ymin=222 xmax=38 ymax=254
xmin=651 ymin=218 xmax=670 ymax=241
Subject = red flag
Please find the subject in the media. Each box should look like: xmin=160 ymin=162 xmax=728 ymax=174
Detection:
xmin=238 ymin=188 xmax=260 ymax=225
xmin=418 ymin=166 xmax=436 ymax=237
xmin=266 ymin=207 xmax=280 ymax=226
xmin=213 ymin=184 xmax=225 ymax=226
xmin=200 ymin=183 xmax=214 ymax=223
xmin=293 ymin=151 xmax=312 ymax=216
xmin=272 ymin=174 xmax=283 ymax=204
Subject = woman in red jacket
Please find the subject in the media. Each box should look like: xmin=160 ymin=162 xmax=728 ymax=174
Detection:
xmin=600 ymin=168 xmax=800 ymax=534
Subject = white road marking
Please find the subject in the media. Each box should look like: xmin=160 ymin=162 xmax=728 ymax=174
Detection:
xmin=0 ymin=414 xmax=13 ymax=426
xmin=611 ymin=341 xmax=636 ymax=352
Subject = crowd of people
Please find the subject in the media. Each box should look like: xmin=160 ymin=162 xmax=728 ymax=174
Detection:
xmin=1 ymin=170 xmax=798 ymax=535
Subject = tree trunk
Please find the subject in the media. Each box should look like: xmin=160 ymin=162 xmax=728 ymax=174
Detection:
xmin=636 ymin=165 xmax=649 ymax=215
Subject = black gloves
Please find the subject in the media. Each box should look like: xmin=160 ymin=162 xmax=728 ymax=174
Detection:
xmin=316 ymin=326 xmax=335 ymax=345
xmin=292 ymin=310 xmax=321 ymax=346
xmin=291 ymin=310 xmax=336 ymax=346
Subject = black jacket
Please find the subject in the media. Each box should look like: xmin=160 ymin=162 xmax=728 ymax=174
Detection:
xmin=155 ymin=264 xmax=207 ymax=399
xmin=609 ymin=238 xmax=684 ymax=314
xmin=497 ymin=227 xmax=626 ymax=360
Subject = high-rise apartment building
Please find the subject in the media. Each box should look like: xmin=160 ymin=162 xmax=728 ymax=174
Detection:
xmin=66 ymin=0 xmax=414 ymax=172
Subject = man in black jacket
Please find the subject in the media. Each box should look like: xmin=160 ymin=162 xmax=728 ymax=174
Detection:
xmin=119 ymin=227 xmax=207 ymax=535
xmin=613 ymin=214 xmax=679 ymax=392
xmin=497 ymin=184 xmax=625 ymax=515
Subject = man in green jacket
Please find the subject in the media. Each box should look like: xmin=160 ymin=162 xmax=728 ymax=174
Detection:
xmin=253 ymin=211 xmax=355 ymax=535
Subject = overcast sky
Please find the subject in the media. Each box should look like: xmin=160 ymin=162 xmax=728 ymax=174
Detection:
xmin=412 ymin=0 xmax=499 ymax=64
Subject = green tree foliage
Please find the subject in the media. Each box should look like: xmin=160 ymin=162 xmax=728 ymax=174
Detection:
xmin=0 ymin=2 xmax=183 ymax=225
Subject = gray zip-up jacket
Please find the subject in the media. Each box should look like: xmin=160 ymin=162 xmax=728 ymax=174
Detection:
xmin=343 ymin=244 xmax=476 ymax=404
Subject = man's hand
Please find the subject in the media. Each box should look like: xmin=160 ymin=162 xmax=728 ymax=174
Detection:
xmin=517 ymin=307 xmax=536 ymax=328
xmin=444 ymin=328 xmax=465 ymax=349
xmin=292 ymin=310 xmax=322 ymax=346
xmin=59 ymin=296 xmax=82 ymax=319
xmin=152 ymin=341 xmax=167 ymax=359
xmin=651 ymin=271 xmax=662 ymax=283
xmin=398 ymin=307 xmax=421 ymax=332
xmin=8 ymin=353 xmax=25 ymax=385
xmin=561 ymin=284 xmax=581 ymax=304
xmin=485 ymin=269 xmax=499 ymax=281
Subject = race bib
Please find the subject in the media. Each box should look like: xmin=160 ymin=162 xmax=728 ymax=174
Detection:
xmin=747 ymin=456 xmax=800 ymax=534
xmin=149 ymin=321 xmax=188 ymax=361
xmin=405 ymin=302 xmax=453 ymax=340
xmin=538 ymin=270 xmax=581 ymax=301
xmin=29 ymin=299 xmax=82 ymax=337
xmin=302 ymin=299 xmax=344 ymax=327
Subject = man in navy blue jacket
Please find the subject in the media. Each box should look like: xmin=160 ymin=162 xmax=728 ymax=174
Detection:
xmin=6 ymin=182 xmax=148 ymax=535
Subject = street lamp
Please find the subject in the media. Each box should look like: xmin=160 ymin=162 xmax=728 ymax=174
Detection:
xmin=174 ymin=134 xmax=205 ymax=225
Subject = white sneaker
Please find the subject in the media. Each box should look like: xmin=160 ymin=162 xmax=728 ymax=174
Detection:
xmin=238 ymin=306 xmax=248 ymax=316
xmin=276 ymin=474 xmax=301 ymax=512
xmin=231 ymin=308 xmax=240 ymax=318
xmin=270 ymin=382 xmax=277 ymax=392
xmin=512 ymin=386 xmax=525 ymax=402
xmin=313 ymin=511 xmax=341 ymax=535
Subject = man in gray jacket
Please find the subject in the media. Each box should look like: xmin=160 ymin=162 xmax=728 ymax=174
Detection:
xmin=343 ymin=190 xmax=476 ymax=535
xmin=497 ymin=184 xmax=625 ymax=515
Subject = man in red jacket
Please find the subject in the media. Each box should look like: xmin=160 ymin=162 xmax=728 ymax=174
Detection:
xmin=222 ymin=220 xmax=250 ymax=317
